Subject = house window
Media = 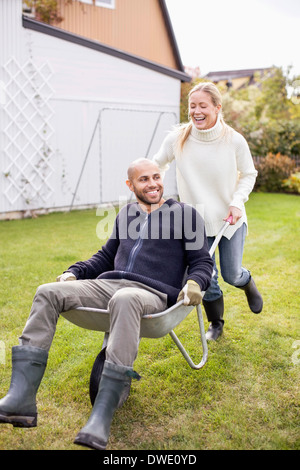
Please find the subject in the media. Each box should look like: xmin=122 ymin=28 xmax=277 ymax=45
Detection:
xmin=95 ymin=0 xmax=115 ymax=8
xmin=80 ymin=0 xmax=115 ymax=8
xmin=22 ymin=1 xmax=35 ymax=16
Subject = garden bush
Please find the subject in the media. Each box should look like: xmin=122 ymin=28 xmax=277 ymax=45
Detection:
xmin=282 ymin=172 xmax=300 ymax=194
xmin=248 ymin=120 xmax=300 ymax=158
xmin=254 ymin=153 xmax=296 ymax=192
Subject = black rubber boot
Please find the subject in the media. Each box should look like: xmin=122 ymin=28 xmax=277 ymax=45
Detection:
xmin=203 ymin=295 xmax=224 ymax=341
xmin=74 ymin=361 xmax=140 ymax=450
xmin=0 ymin=345 xmax=48 ymax=428
xmin=89 ymin=347 xmax=131 ymax=408
xmin=238 ymin=276 xmax=263 ymax=313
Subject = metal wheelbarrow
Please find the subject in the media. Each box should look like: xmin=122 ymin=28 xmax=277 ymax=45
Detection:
xmin=61 ymin=216 xmax=232 ymax=404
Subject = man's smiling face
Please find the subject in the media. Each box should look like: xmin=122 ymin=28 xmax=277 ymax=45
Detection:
xmin=126 ymin=160 xmax=164 ymax=212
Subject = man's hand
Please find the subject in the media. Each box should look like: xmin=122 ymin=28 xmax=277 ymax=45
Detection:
xmin=177 ymin=280 xmax=203 ymax=306
xmin=56 ymin=272 xmax=76 ymax=282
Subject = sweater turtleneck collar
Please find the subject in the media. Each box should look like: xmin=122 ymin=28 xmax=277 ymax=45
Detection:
xmin=190 ymin=113 xmax=223 ymax=142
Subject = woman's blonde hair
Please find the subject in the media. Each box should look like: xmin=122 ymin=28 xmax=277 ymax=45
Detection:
xmin=177 ymin=81 xmax=225 ymax=151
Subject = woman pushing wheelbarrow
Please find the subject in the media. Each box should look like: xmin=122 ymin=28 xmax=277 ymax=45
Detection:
xmin=153 ymin=81 xmax=263 ymax=340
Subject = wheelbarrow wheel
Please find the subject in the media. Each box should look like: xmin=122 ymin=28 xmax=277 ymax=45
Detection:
xmin=89 ymin=347 xmax=131 ymax=408
xmin=89 ymin=347 xmax=106 ymax=406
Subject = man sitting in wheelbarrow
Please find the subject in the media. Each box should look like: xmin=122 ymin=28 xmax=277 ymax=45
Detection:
xmin=0 ymin=158 xmax=214 ymax=450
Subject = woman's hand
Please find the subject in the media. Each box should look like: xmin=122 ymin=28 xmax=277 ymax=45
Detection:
xmin=224 ymin=206 xmax=242 ymax=225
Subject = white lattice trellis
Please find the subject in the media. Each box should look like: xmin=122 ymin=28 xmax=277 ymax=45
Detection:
xmin=2 ymin=57 xmax=55 ymax=206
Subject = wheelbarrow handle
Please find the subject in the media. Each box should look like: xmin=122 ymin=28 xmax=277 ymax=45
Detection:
xmin=225 ymin=215 xmax=233 ymax=224
xmin=208 ymin=215 xmax=233 ymax=257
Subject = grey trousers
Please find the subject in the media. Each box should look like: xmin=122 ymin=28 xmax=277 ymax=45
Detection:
xmin=19 ymin=279 xmax=168 ymax=367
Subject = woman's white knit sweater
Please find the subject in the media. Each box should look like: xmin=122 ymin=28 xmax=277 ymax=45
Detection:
xmin=153 ymin=115 xmax=257 ymax=239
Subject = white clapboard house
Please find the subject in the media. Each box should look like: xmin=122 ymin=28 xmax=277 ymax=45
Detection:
xmin=0 ymin=0 xmax=190 ymax=219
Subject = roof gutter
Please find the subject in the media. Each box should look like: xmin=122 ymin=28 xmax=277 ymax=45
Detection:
xmin=22 ymin=16 xmax=191 ymax=83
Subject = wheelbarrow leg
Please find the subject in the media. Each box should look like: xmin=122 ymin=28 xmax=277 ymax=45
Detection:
xmin=169 ymin=305 xmax=208 ymax=369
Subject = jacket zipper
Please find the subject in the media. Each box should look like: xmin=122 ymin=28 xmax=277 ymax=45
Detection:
xmin=125 ymin=214 xmax=149 ymax=273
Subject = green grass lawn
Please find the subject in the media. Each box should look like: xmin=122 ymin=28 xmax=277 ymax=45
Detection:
xmin=0 ymin=193 xmax=299 ymax=450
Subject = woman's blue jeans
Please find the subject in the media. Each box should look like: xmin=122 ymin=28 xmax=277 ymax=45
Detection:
xmin=203 ymin=223 xmax=251 ymax=302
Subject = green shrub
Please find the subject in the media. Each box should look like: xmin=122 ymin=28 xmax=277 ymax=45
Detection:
xmin=282 ymin=172 xmax=300 ymax=194
xmin=248 ymin=120 xmax=300 ymax=158
xmin=254 ymin=153 xmax=296 ymax=192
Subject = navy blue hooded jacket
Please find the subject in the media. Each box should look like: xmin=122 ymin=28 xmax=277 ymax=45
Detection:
xmin=67 ymin=199 xmax=213 ymax=306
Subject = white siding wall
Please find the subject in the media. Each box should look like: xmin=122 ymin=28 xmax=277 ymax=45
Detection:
xmin=0 ymin=0 xmax=26 ymax=64
xmin=0 ymin=0 xmax=179 ymax=218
